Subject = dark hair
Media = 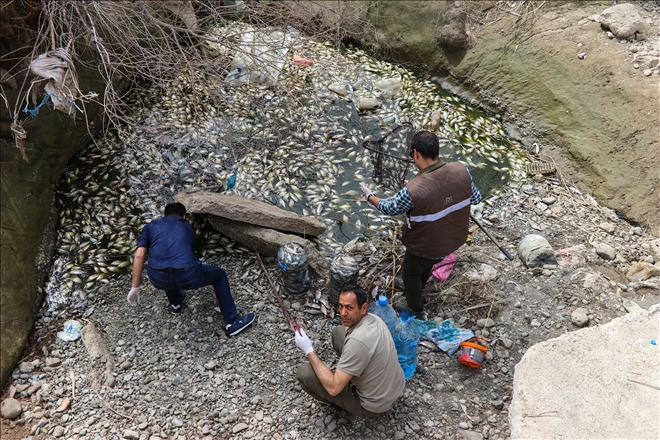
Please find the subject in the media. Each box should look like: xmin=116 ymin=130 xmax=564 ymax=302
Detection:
xmin=411 ymin=130 xmax=439 ymax=160
xmin=339 ymin=283 xmax=368 ymax=308
xmin=164 ymin=202 xmax=186 ymax=217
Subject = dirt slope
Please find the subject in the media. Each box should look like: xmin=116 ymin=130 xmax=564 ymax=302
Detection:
xmin=453 ymin=2 xmax=659 ymax=234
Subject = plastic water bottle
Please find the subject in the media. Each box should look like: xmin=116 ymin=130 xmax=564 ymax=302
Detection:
xmin=328 ymin=255 xmax=359 ymax=305
xmin=277 ymin=243 xmax=309 ymax=295
xmin=368 ymin=294 xmax=398 ymax=335
xmin=393 ymin=310 xmax=420 ymax=379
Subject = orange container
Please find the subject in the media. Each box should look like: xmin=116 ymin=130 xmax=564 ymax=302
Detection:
xmin=457 ymin=337 xmax=488 ymax=369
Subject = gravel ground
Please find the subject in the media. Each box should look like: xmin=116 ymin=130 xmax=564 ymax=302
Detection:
xmin=3 ymin=171 xmax=659 ymax=440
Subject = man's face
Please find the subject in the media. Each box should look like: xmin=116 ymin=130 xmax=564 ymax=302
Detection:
xmin=338 ymin=291 xmax=368 ymax=328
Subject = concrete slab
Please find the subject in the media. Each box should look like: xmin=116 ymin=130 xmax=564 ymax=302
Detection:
xmin=509 ymin=304 xmax=660 ymax=439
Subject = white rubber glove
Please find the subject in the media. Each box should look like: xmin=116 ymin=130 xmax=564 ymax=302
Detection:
xmin=359 ymin=183 xmax=374 ymax=199
xmin=295 ymin=328 xmax=314 ymax=355
xmin=127 ymin=287 xmax=141 ymax=306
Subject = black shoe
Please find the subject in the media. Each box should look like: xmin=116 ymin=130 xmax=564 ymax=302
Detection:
xmin=225 ymin=313 xmax=256 ymax=336
xmin=411 ymin=309 xmax=428 ymax=321
xmin=169 ymin=292 xmax=187 ymax=315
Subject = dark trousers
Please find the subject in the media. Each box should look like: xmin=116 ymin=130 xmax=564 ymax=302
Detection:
xmin=296 ymin=326 xmax=380 ymax=418
xmin=401 ymin=249 xmax=442 ymax=313
xmin=147 ymin=264 xmax=237 ymax=323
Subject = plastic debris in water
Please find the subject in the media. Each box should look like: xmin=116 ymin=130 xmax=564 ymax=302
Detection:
xmin=226 ymin=169 xmax=238 ymax=191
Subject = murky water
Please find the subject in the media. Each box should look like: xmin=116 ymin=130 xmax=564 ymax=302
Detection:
xmin=46 ymin=25 xmax=529 ymax=309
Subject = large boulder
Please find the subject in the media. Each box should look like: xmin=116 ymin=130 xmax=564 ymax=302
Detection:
xmin=174 ymin=190 xmax=326 ymax=237
xmin=597 ymin=3 xmax=645 ymax=38
xmin=436 ymin=5 xmax=474 ymax=51
xmin=207 ymin=215 xmax=329 ymax=276
xmin=509 ymin=304 xmax=660 ymax=439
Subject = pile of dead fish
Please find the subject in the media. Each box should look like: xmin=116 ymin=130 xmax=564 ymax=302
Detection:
xmin=45 ymin=23 xmax=530 ymax=309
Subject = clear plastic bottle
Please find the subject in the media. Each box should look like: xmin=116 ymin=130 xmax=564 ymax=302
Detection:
xmin=393 ymin=310 xmax=420 ymax=380
xmin=368 ymin=294 xmax=398 ymax=335
xmin=277 ymin=243 xmax=309 ymax=295
xmin=328 ymin=255 xmax=359 ymax=305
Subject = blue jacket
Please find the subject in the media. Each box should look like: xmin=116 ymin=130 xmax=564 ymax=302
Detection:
xmin=137 ymin=216 xmax=201 ymax=269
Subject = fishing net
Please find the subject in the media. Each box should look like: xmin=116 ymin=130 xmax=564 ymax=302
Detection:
xmin=362 ymin=122 xmax=415 ymax=192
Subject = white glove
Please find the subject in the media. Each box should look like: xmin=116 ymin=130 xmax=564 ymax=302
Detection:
xmin=295 ymin=328 xmax=314 ymax=355
xmin=359 ymin=183 xmax=374 ymax=199
xmin=127 ymin=287 xmax=141 ymax=306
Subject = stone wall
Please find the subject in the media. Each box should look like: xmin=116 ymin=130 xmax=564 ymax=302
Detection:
xmin=0 ymin=65 xmax=106 ymax=390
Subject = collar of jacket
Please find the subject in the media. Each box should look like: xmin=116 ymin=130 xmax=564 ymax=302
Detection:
xmin=412 ymin=159 xmax=445 ymax=180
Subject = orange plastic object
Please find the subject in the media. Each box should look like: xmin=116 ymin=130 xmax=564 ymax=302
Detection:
xmin=457 ymin=338 xmax=488 ymax=369
xmin=292 ymin=54 xmax=314 ymax=66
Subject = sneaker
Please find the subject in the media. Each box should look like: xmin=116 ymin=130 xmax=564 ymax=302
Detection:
xmin=225 ymin=313 xmax=256 ymax=336
xmin=169 ymin=292 xmax=187 ymax=315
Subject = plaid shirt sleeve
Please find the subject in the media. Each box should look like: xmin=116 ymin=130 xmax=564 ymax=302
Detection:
xmin=467 ymin=169 xmax=483 ymax=205
xmin=376 ymin=187 xmax=414 ymax=216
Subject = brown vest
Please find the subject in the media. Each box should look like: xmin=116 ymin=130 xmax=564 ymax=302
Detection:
xmin=402 ymin=161 xmax=472 ymax=259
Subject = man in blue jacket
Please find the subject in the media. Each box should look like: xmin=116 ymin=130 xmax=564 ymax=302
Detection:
xmin=128 ymin=202 xmax=255 ymax=336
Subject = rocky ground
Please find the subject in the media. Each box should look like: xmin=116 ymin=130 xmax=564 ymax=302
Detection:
xmin=2 ymin=167 xmax=659 ymax=440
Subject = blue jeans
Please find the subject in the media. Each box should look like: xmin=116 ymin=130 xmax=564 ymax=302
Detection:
xmin=147 ymin=264 xmax=237 ymax=323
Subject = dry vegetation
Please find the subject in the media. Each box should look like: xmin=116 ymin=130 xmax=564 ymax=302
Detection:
xmin=0 ymin=0 xmax=559 ymax=158
xmin=0 ymin=0 xmax=376 ymax=156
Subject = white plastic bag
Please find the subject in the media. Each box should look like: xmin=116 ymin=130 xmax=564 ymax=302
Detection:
xmin=29 ymin=48 xmax=80 ymax=117
xmin=57 ymin=320 xmax=82 ymax=342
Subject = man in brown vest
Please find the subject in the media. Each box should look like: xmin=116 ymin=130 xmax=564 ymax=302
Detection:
xmin=360 ymin=131 xmax=482 ymax=317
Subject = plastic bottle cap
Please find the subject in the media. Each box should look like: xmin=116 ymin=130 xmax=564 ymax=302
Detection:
xmin=377 ymin=295 xmax=389 ymax=307
xmin=400 ymin=310 xmax=413 ymax=323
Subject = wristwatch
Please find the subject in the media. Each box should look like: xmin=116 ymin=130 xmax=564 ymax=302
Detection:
xmin=367 ymin=193 xmax=375 ymax=202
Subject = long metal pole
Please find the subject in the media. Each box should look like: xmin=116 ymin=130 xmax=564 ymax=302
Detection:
xmin=470 ymin=214 xmax=515 ymax=261
xmin=254 ymin=250 xmax=295 ymax=331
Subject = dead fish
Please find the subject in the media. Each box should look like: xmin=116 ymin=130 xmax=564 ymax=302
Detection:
xmin=419 ymin=341 xmax=439 ymax=351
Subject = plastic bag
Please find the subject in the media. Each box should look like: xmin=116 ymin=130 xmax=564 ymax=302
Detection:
xmin=57 ymin=320 xmax=82 ymax=342
xmin=417 ymin=318 xmax=474 ymax=356
xmin=277 ymin=243 xmax=310 ymax=295
xmin=431 ymin=253 xmax=457 ymax=281
xmin=328 ymin=255 xmax=359 ymax=305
